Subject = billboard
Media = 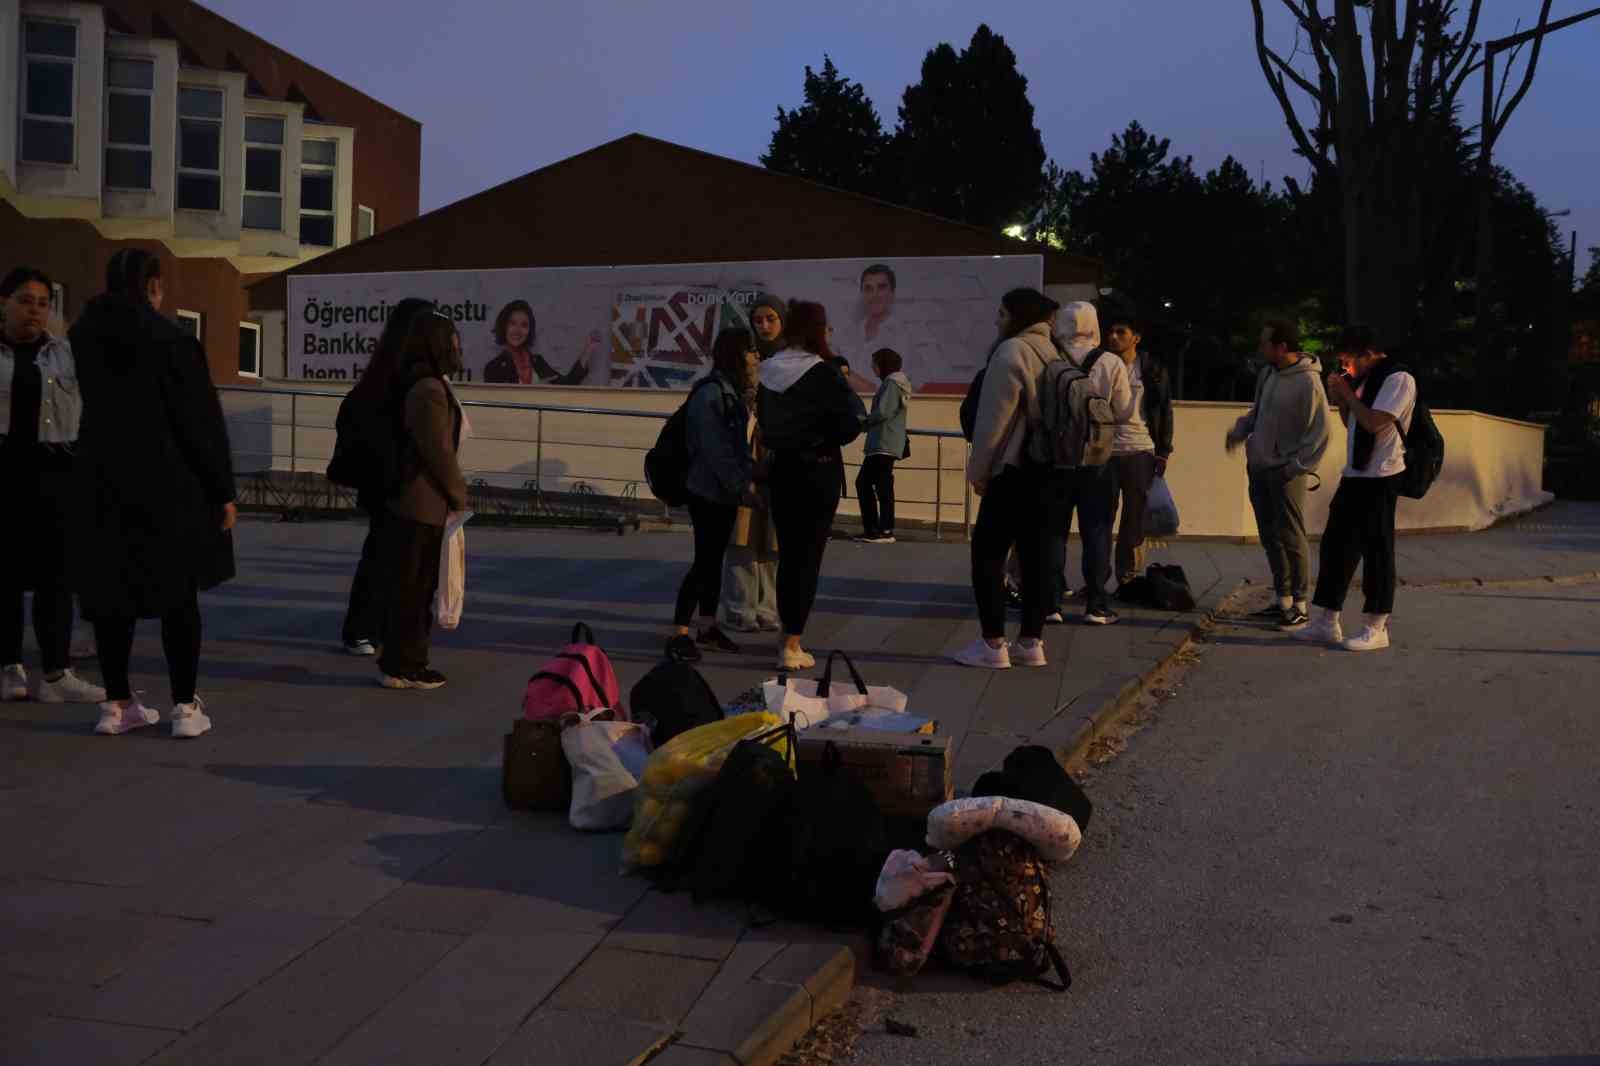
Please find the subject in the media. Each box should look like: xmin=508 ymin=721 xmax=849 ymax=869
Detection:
xmin=287 ymin=255 xmax=1043 ymax=393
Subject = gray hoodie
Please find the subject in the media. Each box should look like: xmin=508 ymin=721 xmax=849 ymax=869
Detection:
xmin=1230 ymin=354 xmax=1330 ymax=478
xmin=863 ymin=371 xmax=911 ymax=457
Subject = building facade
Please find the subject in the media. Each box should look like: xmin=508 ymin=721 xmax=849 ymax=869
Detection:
xmin=1 ymin=0 xmax=419 ymax=383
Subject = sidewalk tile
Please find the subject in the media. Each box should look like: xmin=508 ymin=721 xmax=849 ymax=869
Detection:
xmin=549 ymin=946 xmax=717 ymax=1027
xmin=678 ymin=978 xmax=810 ymax=1066
xmin=756 ymin=941 xmax=856 ymax=1017
xmin=485 ymin=1007 xmax=671 ymax=1066
xmin=0 ymin=1015 xmax=179 ymax=1066
xmin=608 ymin=890 xmax=748 ymax=961
xmin=648 ymin=1047 xmax=738 ymax=1066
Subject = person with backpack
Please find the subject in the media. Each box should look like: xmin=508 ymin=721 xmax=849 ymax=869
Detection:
xmin=957 ymin=288 xmax=1070 ymax=669
xmin=1102 ymin=305 xmax=1174 ymax=588
xmin=720 ymin=293 xmax=784 ymax=634
xmin=853 ymin=348 xmax=911 ymax=545
xmin=375 ymin=312 xmax=468 ymax=689
xmin=331 ymin=297 xmax=433 ymax=657
xmin=1225 ymin=319 xmax=1331 ymax=630
xmin=68 ymin=249 xmax=235 ymax=738
xmin=757 ymin=301 xmax=863 ymax=671
xmin=1298 ymin=325 xmax=1415 ymax=652
xmin=666 ymin=328 xmax=758 ymax=663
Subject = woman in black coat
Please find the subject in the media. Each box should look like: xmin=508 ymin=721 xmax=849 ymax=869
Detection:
xmin=68 ymin=249 xmax=237 ymax=738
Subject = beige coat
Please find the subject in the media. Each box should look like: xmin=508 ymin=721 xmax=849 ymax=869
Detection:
xmin=390 ymin=377 xmax=468 ymax=526
xmin=729 ymin=423 xmax=778 ymax=556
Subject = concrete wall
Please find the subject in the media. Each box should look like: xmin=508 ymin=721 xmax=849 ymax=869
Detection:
xmin=218 ymin=383 xmax=1551 ymax=538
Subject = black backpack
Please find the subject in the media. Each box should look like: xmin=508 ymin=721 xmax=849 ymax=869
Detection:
xmin=678 ymin=722 xmax=797 ymax=904
xmin=327 ymin=390 xmax=405 ymax=497
xmin=1398 ymin=398 xmax=1445 ymax=500
xmin=629 ymin=657 xmax=723 ymax=748
xmin=770 ymin=742 xmax=890 ymax=928
xmin=644 ymin=378 xmax=719 ymax=507
xmin=1115 ymin=563 xmax=1197 ymax=612
xmin=973 ymin=745 xmax=1094 ymax=833
xmin=959 ymin=366 xmax=986 ymax=442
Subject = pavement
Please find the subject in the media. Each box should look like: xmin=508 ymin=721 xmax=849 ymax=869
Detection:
xmin=2 ymin=500 xmax=1596 ymax=1066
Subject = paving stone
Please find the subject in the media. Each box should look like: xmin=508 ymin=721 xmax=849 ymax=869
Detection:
xmin=677 ymin=978 xmax=810 ymax=1066
xmin=648 ymin=1044 xmax=739 ymax=1066
xmin=484 ymin=1007 xmax=671 ymax=1066
xmin=0 ymin=1015 xmax=180 ymax=1066
xmin=0 ymin=893 xmax=210 ymax=988
xmin=607 ymin=889 xmax=747 ymax=961
xmin=548 ymin=946 xmax=717 ymax=1027
xmin=755 ymin=941 xmax=857 ymax=1019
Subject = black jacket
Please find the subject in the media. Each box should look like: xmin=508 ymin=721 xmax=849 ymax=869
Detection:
xmin=69 ymin=294 xmax=236 ymax=618
xmin=756 ymin=362 xmax=863 ymax=457
xmin=1138 ymin=351 xmax=1175 ymax=459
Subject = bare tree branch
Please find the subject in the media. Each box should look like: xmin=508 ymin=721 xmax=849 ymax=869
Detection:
xmin=1440 ymin=0 xmax=1487 ymax=86
xmin=1492 ymin=0 xmax=1556 ymax=144
xmin=1444 ymin=45 xmax=1484 ymax=106
xmin=1251 ymin=0 xmax=1336 ymax=177
xmin=1264 ymin=44 xmax=1322 ymax=97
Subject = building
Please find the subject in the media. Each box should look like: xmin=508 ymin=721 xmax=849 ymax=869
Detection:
xmin=1 ymin=0 xmax=419 ymax=383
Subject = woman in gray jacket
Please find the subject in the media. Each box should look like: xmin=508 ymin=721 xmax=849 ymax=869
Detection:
xmin=854 ymin=348 xmax=911 ymax=544
xmin=667 ymin=328 xmax=758 ymax=662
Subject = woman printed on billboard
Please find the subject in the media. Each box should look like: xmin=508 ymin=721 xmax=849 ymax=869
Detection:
xmin=482 ymin=299 xmax=598 ymax=385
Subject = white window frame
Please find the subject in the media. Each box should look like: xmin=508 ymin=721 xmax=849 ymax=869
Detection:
xmin=299 ymin=137 xmax=337 ymax=247
xmin=104 ymin=55 xmax=155 ymax=191
xmin=237 ymin=321 xmax=262 ymax=378
xmin=357 ymin=204 xmax=375 ymax=241
xmin=21 ymin=17 xmax=79 ymax=167
xmin=175 ymin=309 xmax=203 ymax=339
xmin=176 ymin=85 xmax=225 ymax=213
xmin=242 ymin=115 xmax=285 ymax=231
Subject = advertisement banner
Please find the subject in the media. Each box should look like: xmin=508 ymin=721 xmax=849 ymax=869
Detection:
xmin=288 ymin=254 xmax=1043 ymax=393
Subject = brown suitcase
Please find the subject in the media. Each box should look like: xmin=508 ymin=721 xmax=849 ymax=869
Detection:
xmin=796 ymin=728 xmax=952 ymax=820
xmin=502 ymin=719 xmax=571 ymax=811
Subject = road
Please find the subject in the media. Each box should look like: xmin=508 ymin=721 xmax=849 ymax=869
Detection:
xmin=842 ymin=583 xmax=1600 ymax=1066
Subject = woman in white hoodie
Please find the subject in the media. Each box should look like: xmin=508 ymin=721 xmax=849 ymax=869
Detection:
xmin=957 ymin=288 xmax=1071 ymax=670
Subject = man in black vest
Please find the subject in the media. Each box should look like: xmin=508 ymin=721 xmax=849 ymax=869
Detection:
xmin=1298 ymin=325 xmax=1416 ymax=652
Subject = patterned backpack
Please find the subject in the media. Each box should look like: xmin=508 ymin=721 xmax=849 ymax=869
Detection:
xmin=937 ymin=830 xmax=1072 ymax=991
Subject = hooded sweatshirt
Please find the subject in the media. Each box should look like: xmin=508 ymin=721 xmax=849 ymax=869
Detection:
xmin=757 ymin=348 xmax=862 ymax=454
xmin=1230 ymin=353 xmax=1330 ymax=478
xmin=863 ymin=371 xmax=911 ymax=457
xmin=1055 ymin=302 xmax=1133 ymax=430
xmin=965 ymin=322 xmax=1058 ymax=482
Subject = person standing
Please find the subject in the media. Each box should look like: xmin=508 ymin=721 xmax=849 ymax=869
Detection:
xmin=720 ymin=294 xmax=784 ymax=633
xmin=69 ymin=249 xmax=235 ymax=737
xmin=667 ymin=328 xmax=758 ymax=662
xmin=1102 ymin=307 xmax=1174 ymax=587
xmin=376 ymin=313 xmax=469 ymax=689
xmin=0 ymin=267 xmax=106 ymax=705
xmin=1226 ymin=319 xmax=1330 ymax=629
xmin=757 ymin=301 xmax=862 ymax=670
xmin=957 ymin=288 xmax=1069 ymax=670
xmin=854 ymin=348 xmax=911 ymax=545
xmin=334 ymin=297 xmax=433 ymax=656
xmin=1299 ymin=325 xmax=1415 ymax=652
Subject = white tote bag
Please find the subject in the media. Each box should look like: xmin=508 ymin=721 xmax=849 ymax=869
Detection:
xmin=560 ymin=709 xmax=653 ymax=832
xmin=432 ymin=387 xmax=473 ymax=629
xmin=762 ymin=651 xmax=909 ymax=729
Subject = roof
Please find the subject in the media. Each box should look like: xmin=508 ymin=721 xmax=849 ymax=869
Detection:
xmin=250 ymin=134 xmax=1099 ymax=303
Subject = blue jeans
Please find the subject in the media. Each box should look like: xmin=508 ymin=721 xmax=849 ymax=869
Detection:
xmin=1046 ymin=462 xmax=1117 ymax=613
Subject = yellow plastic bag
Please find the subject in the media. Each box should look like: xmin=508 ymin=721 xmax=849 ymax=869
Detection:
xmin=622 ymin=712 xmax=785 ymax=869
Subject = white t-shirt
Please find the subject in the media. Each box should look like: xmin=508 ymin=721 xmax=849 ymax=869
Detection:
xmin=1114 ymin=357 xmax=1156 ymax=455
xmin=1343 ymin=371 xmax=1416 ymax=478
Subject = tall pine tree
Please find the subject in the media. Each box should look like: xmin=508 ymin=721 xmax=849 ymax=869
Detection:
xmin=762 ymin=57 xmax=891 ymax=200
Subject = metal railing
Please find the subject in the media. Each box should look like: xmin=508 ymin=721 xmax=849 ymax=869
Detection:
xmin=217 ymin=385 xmax=974 ymax=540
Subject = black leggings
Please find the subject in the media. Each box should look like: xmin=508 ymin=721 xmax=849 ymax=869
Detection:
xmin=855 ymin=455 xmax=897 ymax=536
xmin=769 ymin=454 xmax=843 ymax=636
xmin=94 ymin=594 xmax=203 ymax=704
xmin=972 ymin=466 xmax=1064 ymax=640
xmin=342 ymin=508 xmax=388 ymax=646
xmin=675 ymin=495 xmax=738 ymax=626
xmin=2 ymin=582 xmax=73 ymax=676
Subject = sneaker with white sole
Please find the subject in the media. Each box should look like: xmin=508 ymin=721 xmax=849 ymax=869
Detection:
xmin=1011 ymin=638 xmax=1047 ymax=668
xmin=345 ymin=640 xmax=378 ymax=657
xmin=2 ymin=664 xmax=27 ymax=702
xmin=778 ymin=647 xmax=815 ymax=671
xmin=1277 ymin=607 xmax=1311 ymax=631
xmin=379 ymin=668 xmax=448 ymax=690
xmin=38 ymin=670 xmax=108 ymax=705
xmin=1294 ymin=610 xmax=1344 ymax=645
xmin=171 ymin=696 xmax=213 ymax=738
xmin=95 ymin=699 xmax=159 ymax=735
xmin=953 ymin=638 xmax=1011 ymax=670
xmin=1342 ymin=617 xmax=1391 ymax=653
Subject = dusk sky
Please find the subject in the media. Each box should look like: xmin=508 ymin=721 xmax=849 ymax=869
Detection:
xmin=209 ymin=0 xmax=1599 ymax=271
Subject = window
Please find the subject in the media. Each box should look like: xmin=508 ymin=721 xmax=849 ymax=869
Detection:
xmin=22 ymin=20 xmax=77 ymax=165
xmin=238 ymin=322 xmax=261 ymax=377
xmin=243 ymin=116 xmax=284 ymax=230
xmin=177 ymin=87 xmax=224 ymax=211
xmin=104 ymin=57 xmax=155 ymax=190
xmin=299 ymin=138 xmax=337 ymax=246
xmin=175 ymin=309 xmax=202 ymax=339
xmin=357 ymin=205 xmax=375 ymax=241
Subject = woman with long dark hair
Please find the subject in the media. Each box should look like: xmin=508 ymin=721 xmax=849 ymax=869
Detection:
xmin=333 ymin=297 xmax=433 ymax=655
xmin=375 ymin=312 xmax=468 ymax=690
xmin=756 ymin=301 xmax=862 ymax=670
xmin=69 ymin=248 xmax=236 ymax=736
xmin=666 ymin=328 xmax=758 ymax=662
xmin=957 ymin=288 xmax=1067 ymax=670
xmin=1 ymin=267 xmax=105 ymax=705
xmin=482 ymin=300 xmax=597 ymax=385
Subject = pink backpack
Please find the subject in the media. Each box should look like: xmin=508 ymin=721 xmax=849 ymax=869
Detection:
xmin=524 ymin=623 xmax=623 ymax=721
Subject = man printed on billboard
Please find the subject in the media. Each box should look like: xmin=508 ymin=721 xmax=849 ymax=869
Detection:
xmin=841 ymin=263 xmax=910 ymax=392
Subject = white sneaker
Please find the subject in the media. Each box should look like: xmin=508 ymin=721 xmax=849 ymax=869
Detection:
xmin=95 ymin=699 xmax=159 ymax=735
xmin=2 ymin=664 xmax=27 ymax=702
xmin=778 ymin=647 xmax=816 ymax=671
xmin=954 ymin=638 xmax=1011 ymax=670
xmin=1012 ymin=638 xmax=1047 ymax=668
xmin=171 ymin=696 xmax=213 ymax=738
xmin=38 ymin=669 xmax=108 ymax=705
xmin=345 ymin=640 xmax=378 ymax=657
xmin=1294 ymin=609 xmax=1344 ymax=645
xmin=1342 ymin=616 xmax=1391 ymax=653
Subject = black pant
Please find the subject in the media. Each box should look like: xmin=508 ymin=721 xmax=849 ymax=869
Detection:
xmin=342 ymin=508 xmax=388 ymax=646
xmin=856 ymin=455 xmax=897 ymax=536
xmin=1113 ymin=451 xmax=1158 ymax=582
xmin=769 ymin=454 xmax=843 ymax=636
xmin=376 ymin=515 xmax=444 ymax=676
xmin=1313 ymin=475 xmax=1401 ymax=616
xmin=2 ymin=583 xmax=73 ymax=676
xmin=94 ymin=594 xmax=202 ymax=704
xmin=675 ymin=495 xmax=738 ymax=626
xmin=973 ymin=466 xmax=1069 ymax=640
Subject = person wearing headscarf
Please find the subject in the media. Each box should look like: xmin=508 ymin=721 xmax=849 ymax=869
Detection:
xmin=719 ymin=292 xmax=785 ymax=632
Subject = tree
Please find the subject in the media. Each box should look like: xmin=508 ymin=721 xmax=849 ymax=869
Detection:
xmin=762 ymin=56 xmax=892 ymax=200
xmin=1248 ymin=1 xmax=1558 ymax=345
xmin=891 ymin=25 xmax=1047 ymax=230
